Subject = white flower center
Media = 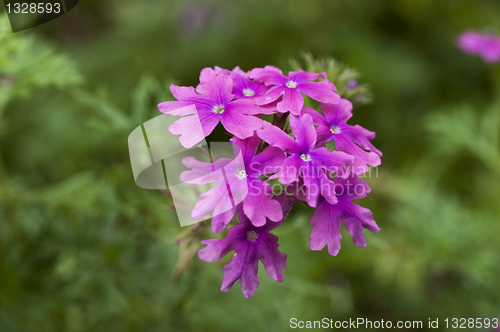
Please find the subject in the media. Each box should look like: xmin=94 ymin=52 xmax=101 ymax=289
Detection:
xmin=247 ymin=230 xmax=258 ymax=241
xmin=242 ymin=88 xmax=255 ymax=97
xmin=236 ymin=169 xmax=247 ymax=179
xmin=213 ymin=105 xmax=225 ymax=114
xmin=286 ymin=81 xmax=297 ymax=89
xmin=330 ymin=126 xmax=341 ymax=134
xmin=300 ymin=154 xmax=312 ymax=161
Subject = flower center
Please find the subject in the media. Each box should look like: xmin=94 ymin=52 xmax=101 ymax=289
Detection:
xmin=213 ymin=105 xmax=225 ymax=114
xmin=300 ymin=154 xmax=312 ymax=161
xmin=247 ymin=230 xmax=258 ymax=241
xmin=330 ymin=126 xmax=341 ymax=134
xmin=242 ymin=88 xmax=255 ymax=97
xmin=286 ymin=81 xmax=297 ymax=89
xmin=236 ymin=169 xmax=247 ymax=179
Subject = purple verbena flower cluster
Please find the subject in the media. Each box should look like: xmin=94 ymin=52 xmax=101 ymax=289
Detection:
xmin=158 ymin=65 xmax=382 ymax=298
xmin=457 ymin=30 xmax=500 ymax=63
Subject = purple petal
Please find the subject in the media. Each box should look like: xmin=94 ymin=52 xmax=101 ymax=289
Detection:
xmin=231 ymin=135 xmax=261 ymax=166
xmin=191 ymin=182 xmax=232 ymax=221
xmin=243 ymin=180 xmax=283 ymax=226
xmin=168 ymin=112 xmax=220 ymax=148
xmin=289 ymin=114 xmax=317 ymax=153
xmin=277 ymin=89 xmax=304 ymax=116
xmin=315 ymin=125 xmax=335 ymax=147
xmin=211 ymin=208 xmax=236 ymax=233
xmin=351 ymin=125 xmax=383 ymax=156
xmin=297 ymin=80 xmax=340 ymax=104
xmin=257 ymin=122 xmax=300 ymax=155
xmin=302 ymin=163 xmax=320 ymax=207
xmin=309 ymin=148 xmax=354 ymax=178
xmin=289 ymin=69 xmax=321 ymax=83
xmin=250 ymin=146 xmax=286 ymax=176
xmin=301 ymin=107 xmax=329 ymax=127
xmin=334 ymin=134 xmax=381 ymax=175
xmin=221 ymin=111 xmax=263 ymax=139
xmin=249 ymin=66 xmax=285 ymax=86
xmin=198 ymin=225 xmax=244 ymax=262
xmin=278 ymin=155 xmax=302 ymax=184
xmin=228 ymin=98 xmax=271 ymax=116
xmin=320 ymin=99 xmax=353 ymax=126
xmin=334 ymin=175 xmax=371 ymax=201
xmin=198 ymin=67 xmax=234 ymax=105
xmin=309 ymin=199 xmax=342 ymax=256
xmin=256 ymin=233 xmax=287 ymax=282
xmin=254 ymin=86 xmax=287 ymax=106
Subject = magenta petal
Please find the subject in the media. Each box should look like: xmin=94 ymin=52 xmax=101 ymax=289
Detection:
xmin=278 ymin=155 xmax=302 ymax=184
xmin=220 ymin=256 xmax=245 ymax=291
xmin=257 ymin=122 xmax=301 ymax=155
xmin=315 ymin=126 xmax=334 ymax=146
xmin=309 ymin=148 xmax=353 ymax=177
xmin=180 ymin=156 xmax=234 ymax=184
xmin=211 ymin=208 xmax=236 ymax=233
xmin=239 ymin=259 xmax=260 ymax=298
xmin=277 ymin=89 xmax=304 ymax=115
xmin=231 ymin=135 xmax=260 ymax=166
xmin=321 ymin=99 xmax=353 ymax=125
xmin=319 ymin=171 xmax=338 ymax=205
xmin=302 ymin=164 xmax=320 ymax=208
xmin=334 ymin=134 xmax=381 ymax=175
xmin=257 ymin=233 xmax=287 ymax=282
xmin=297 ymin=80 xmax=340 ymax=104
xmin=221 ymin=111 xmax=263 ymax=139
xmin=344 ymin=200 xmax=380 ymax=233
xmin=228 ymin=98 xmax=267 ymax=115
xmin=340 ymin=207 xmax=367 ymax=248
xmin=169 ymin=113 xmax=220 ymax=148
xmin=243 ymin=180 xmax=283 ymax=226
xmin=289 ymin=114 xmax=317 ymax=153
xmin=309 ymin=199 xmax=342 ymax=256
xmin=289 ymin=69 xmax=321 ymax=82
xmin=198 ymin=225 xmax=243 ymax=262
xmin=251 ymin=146 xmax=286 ymax=175
xmin=335 ymin=175 xmax=371 ymax=200
xmin=158 ymin=100 xmax=200 ymax=115
xmin=191 ymin=182 xmax=232 ymax=219
xmin=254 ymin=86 xmax=287 ymax=106
xmin=351 ymin=125 xmax=383 ymax=156
xmin=249 ymin=66 xmax=285 ymax=86
xmin=198 ymin=67 xmax=234 ymax=105
xmin=301 ymin=107 xmax=329 ymax=127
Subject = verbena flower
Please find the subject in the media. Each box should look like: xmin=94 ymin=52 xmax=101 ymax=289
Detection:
xmin=250 ymin=66 xmax=340 ymax=116
xmin=257 ymin=112 xmax=353 ymax=207
xmin=457 ymin=30 xmax=500 ymax=63
xmin=309 ymin=175 xmax=380 ymax=256
xmin=198 ymin=194 xmax=295 ymax=298
xmin=157 ymin=67 xmax=267 ymax=148
xmin=157 ymin=63 xmax=382 ymax=298
xmin=303 ymin=99 xmax=382 ymax=175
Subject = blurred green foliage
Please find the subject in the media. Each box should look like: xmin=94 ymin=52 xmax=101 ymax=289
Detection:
xmin=1 ymin=0 xmax=500 ymax=331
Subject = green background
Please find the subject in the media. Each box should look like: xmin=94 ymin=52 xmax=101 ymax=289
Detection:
xmin=1 ymin=0 xmax=500 ymax=331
